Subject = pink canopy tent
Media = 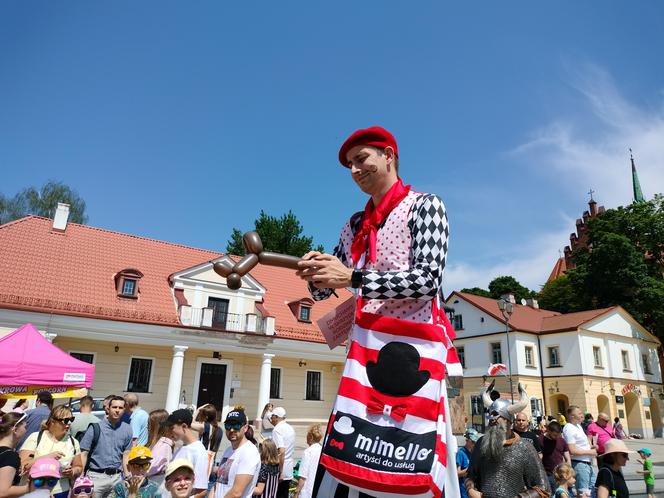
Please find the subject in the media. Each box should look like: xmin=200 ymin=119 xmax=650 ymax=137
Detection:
xmin=0 ymin=323 xmax=95 ymax=399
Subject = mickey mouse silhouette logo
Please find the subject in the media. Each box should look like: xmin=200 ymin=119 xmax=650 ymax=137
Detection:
xmin=366 ymin=342 xmax=430 ymax=397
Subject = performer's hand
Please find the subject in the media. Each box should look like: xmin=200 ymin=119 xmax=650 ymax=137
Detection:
xmin=296 ymin=253 xmax=353 ymax=289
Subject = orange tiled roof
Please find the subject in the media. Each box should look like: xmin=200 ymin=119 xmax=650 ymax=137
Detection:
xmin=0 ymin=216 xmax=350 ymax=343
xmin=451 ymin=292 xmax=619 ymax=334
xmin=547 ymin=257 xmax=568 ymax=283
xmin=540 ymin=307 xmax=615 ymax=333
xmin=452 ymin=292 xmax=560 ymax=333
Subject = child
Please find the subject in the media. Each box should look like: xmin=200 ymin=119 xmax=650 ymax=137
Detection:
xmin=552 ymin=463 xmax=576 ymax=498
xmin=70 ymin=476 xmax=94 ymax=498
xmin=110 ymin=446 xmax=161 ymax=498
xmin=27 ymin=457 xmax=61 ymax=495
xmin=251 ymin=439 xmax=280 ymax=498
xmin=636 ymin=447 xmax=655 ymax=498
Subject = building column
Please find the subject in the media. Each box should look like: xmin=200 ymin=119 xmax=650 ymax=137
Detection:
xmin=256 ymin=353 xmax=275 ymax=421
xmin=165 ymin=345 xmax=189 ymax=413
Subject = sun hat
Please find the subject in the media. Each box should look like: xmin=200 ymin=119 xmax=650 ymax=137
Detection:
xmin=29 ymin=457 xmax=61 ymax=479
xmin=128 ymin=445 xmax=153 ymax=463
xmin=165 ymin=458 xmax=194 ymax=479
xmin=601 ymin=438 xmax=635 ymax=457
xmin=338 ymin=126 xmax=398 ymax=167
xmin=72 ymin=476 xmax=94 ymax=492
xmin=638 ymin=447 xmax=652 ymax=457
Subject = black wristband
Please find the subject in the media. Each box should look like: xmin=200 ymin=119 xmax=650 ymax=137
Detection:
xmin=351 ymin=269 xmax=363 ymax=289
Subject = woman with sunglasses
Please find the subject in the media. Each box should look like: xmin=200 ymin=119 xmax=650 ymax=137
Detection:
xmin=109 ymin=446 xmax=160 ymax=498
xmin=0 ymin=412 xmax=29 ymax=497
xmin=20 ymin=406 xmax=82 ymax=498
xmin=27 ymin=457 xmax=61 ymax=495
xmin=595 ymin=439 xmax=634 ymax=498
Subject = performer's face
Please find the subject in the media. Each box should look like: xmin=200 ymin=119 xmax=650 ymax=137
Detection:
xmin=346 ymin=145 xmax=397 ymax=196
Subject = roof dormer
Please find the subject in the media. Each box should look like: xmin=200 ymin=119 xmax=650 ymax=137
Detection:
xmin=115 ymin=268 xmax=143 ymax=299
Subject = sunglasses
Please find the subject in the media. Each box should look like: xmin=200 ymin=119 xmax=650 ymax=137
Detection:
xmin=12 ymin=413 xmax=27 ymax=430
xmin=33 ymin=477 xmax=59 ymax=488
xmin=224 ymin=423 xmax=243 ymax=431
xmin=130 ymin=462 xmax=151 ymax=470
xmin=54 ymin=417 xmax=75 ymax=425
xmin=73 ymin=487 xmax=93 ymax=495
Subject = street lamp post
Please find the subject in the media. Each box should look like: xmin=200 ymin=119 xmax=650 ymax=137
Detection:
xmin=498 ymin=296 xmax=515 ymax=403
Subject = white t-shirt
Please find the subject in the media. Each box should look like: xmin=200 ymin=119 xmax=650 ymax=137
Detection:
xmin=298 ymin=443 xmax=322 ymax=498
xmin=562 ymin=422 xmax=592 ymax=463
xmin=173 ymin=440 xmax=210 ymax=491
xmin=214 ymin=441 xmax=260 ymax=498
xmin=272 ymin=421 xmax=296 ymax=480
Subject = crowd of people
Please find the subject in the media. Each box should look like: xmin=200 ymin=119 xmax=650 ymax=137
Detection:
xmin=0 ymin=394 xmax=322 ymax=498
xmin=458 ymin=394 xmax=656 ymax=498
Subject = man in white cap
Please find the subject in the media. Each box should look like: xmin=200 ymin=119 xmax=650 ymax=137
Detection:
xmin=268 ymin=407 xmax=295 ymax=498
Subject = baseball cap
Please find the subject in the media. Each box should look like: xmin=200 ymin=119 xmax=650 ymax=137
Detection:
xmin=165 ymin=459 xmax=194 ymax=479
xmin=163 ymin=408 xmax=193 ymax=427
xmin=224 ymin=409 xmax=247 ymax=425
xmin=128 ymin=446 xmax=153 ymax=463
xmin=464 ymin=428 xmax=482 ymax=442
xmin=269 ymin=407 xmax=286 ymax=418
xmin=30 ymin=457 xmax=61 ymax=479
xmin=638 ymin=447 xmax=652 ymax=457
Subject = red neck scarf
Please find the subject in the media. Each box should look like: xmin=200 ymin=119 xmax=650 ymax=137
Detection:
xmin=351 ymin=179 xmax=411 ymax=266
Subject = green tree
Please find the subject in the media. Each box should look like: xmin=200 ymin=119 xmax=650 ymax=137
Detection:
xmin=540 ymin=195 xmax=664 ymax=341
xmin=226 ymin=210 xmax=324 ymax=256
xmin=460 ymin=287 xmax=491 ymax=298
xmin=0 ymin=181 xmax=88 ymax=224
xmin=488 ymin=275 xmax=536 ymax=302
xmin=538 ymin=275 xmax=581 ymax=313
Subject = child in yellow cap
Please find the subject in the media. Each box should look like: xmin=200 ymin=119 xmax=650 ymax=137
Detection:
xmin=109 ymin=446 xmax=160 ymax=498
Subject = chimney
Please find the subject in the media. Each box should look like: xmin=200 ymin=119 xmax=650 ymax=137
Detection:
xmin=501 ymin=293 xmax=516 ymax=304
xmin=525 ymin=298 xmax=539 ymax=309
xmin=52 ymin=203 xmax=70 ymax=231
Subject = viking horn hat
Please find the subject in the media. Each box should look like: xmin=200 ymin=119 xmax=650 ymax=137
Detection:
xmin=482 ymin=382 xmax=529 ymax=423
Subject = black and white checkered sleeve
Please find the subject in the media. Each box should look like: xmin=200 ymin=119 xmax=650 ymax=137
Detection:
xmin=362 ymin=193 xmax=448 ymax=300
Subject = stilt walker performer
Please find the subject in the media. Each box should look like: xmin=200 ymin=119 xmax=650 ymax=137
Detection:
xmin=297 ymin=126 xmax=461 ymax=498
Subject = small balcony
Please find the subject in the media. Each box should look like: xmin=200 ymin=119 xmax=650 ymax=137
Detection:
xmin=178 ymin=306 xmax=275 ymax=335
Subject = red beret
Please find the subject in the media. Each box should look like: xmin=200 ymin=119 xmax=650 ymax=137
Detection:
xmin=338 ymin=126 xmax=398 ymax=167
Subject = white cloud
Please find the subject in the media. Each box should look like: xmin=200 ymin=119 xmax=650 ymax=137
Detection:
xmin=446 ymin=63 xmax=664 ymax=293
xmin=444 ymin=221 xmax=573 ymax=292
xmin=514 ymin=63 xmax=664 ymax=207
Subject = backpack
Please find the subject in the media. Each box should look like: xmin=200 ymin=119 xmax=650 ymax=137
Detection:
xmin=81 ymin=423 xmax=101 ymax=474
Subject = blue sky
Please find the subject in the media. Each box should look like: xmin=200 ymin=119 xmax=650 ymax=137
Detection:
xmin=2 ymin=2 xmax=663 ymax=292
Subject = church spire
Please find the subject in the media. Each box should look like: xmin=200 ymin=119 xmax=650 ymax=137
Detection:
xmin=630 ymin=149 xmax=645 ymax=203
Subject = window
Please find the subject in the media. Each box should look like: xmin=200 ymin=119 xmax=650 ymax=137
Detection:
xmin=621 ymin=350 xmax=631 ymax=371
xmin=270 ymin=368 xmax=281 ymax=398
xmin=299 ymin=306 xmax=311 ymax=322
xmin=593 ymin=346 xmax=603 ymax=367
xmin=453 ymin=314 xmax=464 ymax=331
xmin=530 ymin=398 xmax=543 ymax=417
xmin=70 ymin=352 xmax=94 ymax=364
xmin=115 ymin=269 xmax=143 ymax=298
xmin=548 ymin=346 xmax=560 ymax=367
xmin=491 ymin=342 xmax=502 ymax=364
xmin=122 ymin=279 xmax=136 ymax=296
xmin=642 ymin=354 xmax=653 ymax=375
xmin=306 ymin=371 xmax=322 ymax=401
xmin=525 ymin=346 xmax=534 ymax=367
xmin=127 ymin=357 xmax=153 ymax=393
xmin=457 ymin=347 xmax=465 ymax=368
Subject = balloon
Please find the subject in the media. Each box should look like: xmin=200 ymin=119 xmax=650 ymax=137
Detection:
xmin=226 ymin=272 xmax=242 ymax=290
xmin=242 ymin=231 xmax=263 ymax=254
xmin=215 ymin=232 xmax=304 ymax=291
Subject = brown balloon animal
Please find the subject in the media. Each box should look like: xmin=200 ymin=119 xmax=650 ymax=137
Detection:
xmin=213 ymin=231 xmax=302 ymax=290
